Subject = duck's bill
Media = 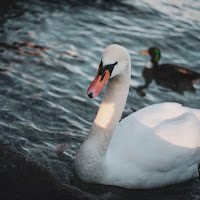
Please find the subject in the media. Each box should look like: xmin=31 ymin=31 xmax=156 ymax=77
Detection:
xmin=87 ymin=69 xmax=110 ymax=98
xmin=140 ymin=50 xmax=149 ymax=55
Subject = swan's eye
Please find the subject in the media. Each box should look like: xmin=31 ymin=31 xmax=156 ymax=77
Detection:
xmin=99 ymin=61 xmax=118 ymax=76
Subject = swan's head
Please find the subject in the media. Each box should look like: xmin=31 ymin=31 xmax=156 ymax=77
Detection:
xmin=87 ymin=44 xmax=130 ymax=98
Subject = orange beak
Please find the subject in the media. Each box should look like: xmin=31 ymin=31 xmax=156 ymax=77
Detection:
xmin=87 ymin=69 xmax=110 ymax=98
xmin=140 ymin=50 xmax=149 ymax=55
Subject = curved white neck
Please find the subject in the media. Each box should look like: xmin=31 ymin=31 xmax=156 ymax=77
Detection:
xmin=75 ymin=58 xmax=131 ymax=182
xmin=95 ymin=71 xmax=130 ymax=135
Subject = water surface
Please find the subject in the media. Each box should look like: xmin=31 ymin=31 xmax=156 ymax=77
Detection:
xmin=0 ymin=0 xmax=200 ymax=199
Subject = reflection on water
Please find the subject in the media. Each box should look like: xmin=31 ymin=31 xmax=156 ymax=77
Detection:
xmin=0 ymin=0 xmax=200 ymax=199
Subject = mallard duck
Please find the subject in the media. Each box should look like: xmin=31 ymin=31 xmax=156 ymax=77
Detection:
xmin=138 ymin=47 xmax=200 ymax=93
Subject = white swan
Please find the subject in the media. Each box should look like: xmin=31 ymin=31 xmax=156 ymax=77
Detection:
xmin=74 ymin=44 xmax=200 ymax=189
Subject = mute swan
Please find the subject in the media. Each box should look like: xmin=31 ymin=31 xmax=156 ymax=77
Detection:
xmin=75 ymin=44 xmax=200 ymax=189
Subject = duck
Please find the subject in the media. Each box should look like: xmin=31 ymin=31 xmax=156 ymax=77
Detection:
xmin=74 ymin=44 xmax=200 ymax=189
xmin=138 ymin=47 xmax=200 ymax=94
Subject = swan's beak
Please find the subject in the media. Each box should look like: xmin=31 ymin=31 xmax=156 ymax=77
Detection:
xmin=87 ymin=69 xmax=110 ymax=98
xmin=140 ymin=50 xmax=149 ymax=55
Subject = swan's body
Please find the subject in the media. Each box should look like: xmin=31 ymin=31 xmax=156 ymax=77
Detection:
xmin=75 ymin=44 xmax=200 ymax=189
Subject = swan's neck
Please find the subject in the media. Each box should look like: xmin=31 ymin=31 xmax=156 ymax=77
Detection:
xmin=95 ymin=73 xmax=130 ymax=133
xmin=75 ymin=60 xmax=131 ymax=182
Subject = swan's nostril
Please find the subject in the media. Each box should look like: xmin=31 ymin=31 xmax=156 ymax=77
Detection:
xmin=88 ymin=92 xmax=93 ymax=98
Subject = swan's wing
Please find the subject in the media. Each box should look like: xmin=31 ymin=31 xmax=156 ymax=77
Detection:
xmin=130 ymin=102 xmax=200 ymax=128
xmin=105 ymin=103 xmax=200 ymax=187
xmin=107 ymin=102 xmax=200 ymax=164
xmin=131 ymin=102 xmax=184 ymax=128
xmin=153 ymin=112 xmax=200 ymax=148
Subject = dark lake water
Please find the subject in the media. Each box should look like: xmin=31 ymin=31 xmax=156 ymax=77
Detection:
xmin=0 ymin=0 xmax=200 ymax=199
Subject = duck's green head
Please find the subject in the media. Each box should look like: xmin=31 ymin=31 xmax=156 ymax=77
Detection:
xmin=140 ymin=47 xmax=161 ymax=65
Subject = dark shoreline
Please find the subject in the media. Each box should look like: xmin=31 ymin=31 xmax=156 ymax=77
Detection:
xmin=0 ymin=144 xmax=90 ymax=200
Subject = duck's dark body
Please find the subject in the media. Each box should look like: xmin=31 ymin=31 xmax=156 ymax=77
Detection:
xmin=146 ymin=64 xmax=200 ymax=82
xmin=143 ymin=64 xmax=200 ymax=93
